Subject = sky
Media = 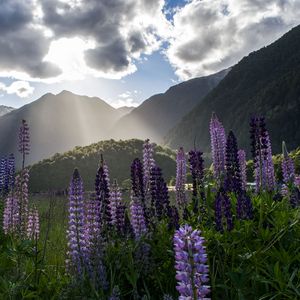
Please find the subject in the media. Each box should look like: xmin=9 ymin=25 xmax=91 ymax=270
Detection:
xmin=0 ymin=0 xmax=299 ymax=109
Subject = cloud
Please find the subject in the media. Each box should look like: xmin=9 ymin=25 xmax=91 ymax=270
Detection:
xmin=0 ymin=0 xmax=61 ymax=80
xmin=0 ymin=0 xmax=300 ymax=82
xmin=113 ymin=90 xmax=140 ymax=108
xmin=0 ymin=81 xmax=35 ymax=98
xmin=166 ymin=0 xmax=300 ymax=79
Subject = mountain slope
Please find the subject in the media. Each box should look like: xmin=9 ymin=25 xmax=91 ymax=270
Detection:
xmin=0 ymin=105 xmax=15 ymax=117
xmin=0 ymin=91 xmax=126 ymax=166
xmin=165 ymin=25 xmax=300 ymax=154
xmin=111 ymin=69 xmax=229 ymax=143
xmin=29 ymin=139 xmax=176 ymax=192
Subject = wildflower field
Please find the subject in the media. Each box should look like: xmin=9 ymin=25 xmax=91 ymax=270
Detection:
xmin=0 ymin=116 xmax=299 ymax=300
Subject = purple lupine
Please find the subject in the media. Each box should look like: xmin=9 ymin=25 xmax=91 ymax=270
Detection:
xmin=250 ymin=116 xmax=275 ymax=192
xmin=18 ymin=119 xmax=30 ymax=169
xmin=188 ymin=149 xmax=206 ymax=215
xmin=236 ymin=191 xmax=253 ymax=220
xmin=295 ymin=176 xmax=300 ymax=189
xmin=150 ymin=165 xmax=170 ymax=220
xmin=84 ymin=193 xmax=108 ymax=289
xmin=3 ymin=194 xmax=19 ymax=235
xmin=109 ymin=179 xmax=124 ymax=230
xmin=130 ymin=195 xmax=147 ymax=239
xmin=174 ymin=224 xmax=210 ymax=300
xmin=210 ymin=113 xmax=226 ymax=184
xmin=215 ymin=189 xmax=233 ymax=232
xmin=143 ymin=139 xmax=155 ymax=208
xmin=238 ymin=150 xmax=247 ymax=190
xmin=263 ymin=133 xmax=275 ymax=191
xmin=131 ymin=158 xmax=145 ymax=201
xmin=66 ymin=168 xmax=88 ymax=276
xmin=95 ymin=159 xmax=111 ymax=228
xmin=224 ymin=131 xmax=243 ymax=194
xmin=281 ymin=142 xmax=295 ymax=185
xmin=15 ymin=169 xmax=30 ymax=237
xmin=175 ymin=147 xmax=187 ymax=207
xmin=27 ymin=207 xmax=40 ymax=241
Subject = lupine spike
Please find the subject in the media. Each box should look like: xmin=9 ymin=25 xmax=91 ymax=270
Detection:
xmin=3 ymin=194 xmax=18 ymax=235
xmin=109 ymin=179 xmax=124 ymax=231
xmin=150 ymin=165 xmax=170 ymax=220
xmin=281 ymin=142 xmax=295 ymax=185
xmin=27 ymin=207 xmax=40 ymax=241
xmin=210 ymin=113 xmax=226 ymax=184
xmin=224 ymin=131 xmax=243 ymax=193
xmin=215 ymin=189 xmax=233 ymax=232
xmin=15 ymin=169 xmax=30 ymax=237
xmin=174 ymin=224 xmax=210 ymax=300
xmin=175 ymin=147 xmax=187 ymax=208
xmin=143 ymin=139 xmax=155 ymax=208
xmin=188 ymin=149 xmax=206 ymax=216
xmin=238 ymin=150 xmax=247 ymax=190
xmin=250 ymin=116 xmax=275 ymax=192
xmin=95 ymin=159 xmax=111 ymax=228
xmin=66 ymin=168 xmax=88 ymax=276
xmin=18 ymin=119 xmax=30 ymax=169
xmin=130 ymin=195 xmax=147 ymax=239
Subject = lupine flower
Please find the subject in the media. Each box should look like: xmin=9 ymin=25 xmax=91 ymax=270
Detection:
xmin=131 ymin=158 xmax=148 ymax=224
xmin=143 ymin=139 xmax=155 ymax=208
xmin=130 ymin=195 xmax=147 ymax=239
xmin=281 ymin=142 xmax=295 ymax=185
xmin=224 ymin=131 xmax=243 ymax=193
xmin=109 ymin=179 xmax=125 ymax=231
xmin=66 ymin=168 xmax=88 ymax=276
xmin=188 ymin=149 xmax=207 ymax=216
xmin=163 ymin=295 xmax=174 ymax=300
xmin=215 ymin=188 xmax=233 ymax=232
xmin=3 ymin=194 xmax=18 ymax=235
xmin=84 ymin=193 xmax=108 ymax=289
xmin=238 ymin=150 xmax=247 ymax=190
xmin=150 ymin=165 xmax=170 ymax=220
xmin=236 ymin=191 xmax=253 ymax=220
xmin=15 ymin=169 xmax=30 ymax=237
xmin=174 ymin=224 xmax=210 ymax=300
xmin=27 ymin=207 xmax=40 ymax=240
xmin=95 ymin=160 xmax=111 ymax=228
xmin=290 ymin=188 xmax=300 ymax=208
xmin=175 ymin=147 xmax=187 ymax=207
xmin=250 ymin=116 xmax=275 ymax=192
xmin=295 ymin=176 xmax=300 ymax=188
xmin=85 ymin=192 xmax=101 ymax=247
xmin=0 ymin=157 xmax=8 ymax=195
xmin=210 ymin=113 xmax=226 ymax=183
xmin=18 ymin=119 xmax=30 ymax=169
xmin=131 ymin=158 xmax=145 ymax=201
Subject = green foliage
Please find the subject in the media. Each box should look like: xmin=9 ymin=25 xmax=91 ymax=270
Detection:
xmin=0 ymin=190 xmax=299 ymax=299
xmin=29 ymin=139 xmax=176 ymax=192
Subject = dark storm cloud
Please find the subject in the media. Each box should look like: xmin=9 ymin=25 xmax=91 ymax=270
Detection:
xmin=85 ymin=39 xmax=130 ymax=72
xmin=40 ymin=0 xmax=163 ymax=74
xmin=0 ymin=0 xmax=61 ymax=78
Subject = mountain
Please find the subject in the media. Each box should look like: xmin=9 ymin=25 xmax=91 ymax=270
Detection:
xmin=117 ymin=106 xmax=135 ymax=116
xmin=165 ymin=25 xmax=300 ymax=155
xmin=29 ymin=139 xmax=176 ymax=192
xmin=0 ymin=105 xmax=15 ymax=117
xmin=0 ymin=90 xmax=127 ymax=166
xmin=110 ymin=69 xmax=229 ymax=143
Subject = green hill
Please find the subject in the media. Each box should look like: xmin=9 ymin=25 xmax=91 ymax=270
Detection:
xmin=165 ymin=25 xmax=300 ymax=155
xmin=28 ymin=139 xmax=176 ymax=192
